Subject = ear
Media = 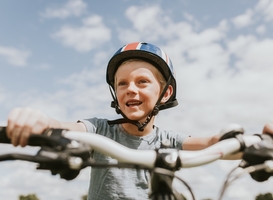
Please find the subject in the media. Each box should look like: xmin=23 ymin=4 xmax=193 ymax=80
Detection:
xmin=160 ymin=85 xmax=173 ymax=103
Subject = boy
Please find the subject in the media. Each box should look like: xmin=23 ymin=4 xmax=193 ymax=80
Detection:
xmin=5 ymin=42 xmax=273 ymax=199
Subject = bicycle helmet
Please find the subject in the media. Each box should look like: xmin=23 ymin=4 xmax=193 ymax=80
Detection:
xmin=107 ymin=42 xmax=178 ymax=131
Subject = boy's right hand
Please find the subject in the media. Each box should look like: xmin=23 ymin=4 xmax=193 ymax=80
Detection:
xmin=6 ymin=107 xmax=50 ymax=147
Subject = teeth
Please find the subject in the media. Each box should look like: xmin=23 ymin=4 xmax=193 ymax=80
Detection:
xmin=126 ymin=101 xmax=141 ymax=106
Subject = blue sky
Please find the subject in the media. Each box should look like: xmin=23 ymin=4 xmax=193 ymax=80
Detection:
xmin=1 ymin=0 xmax=273 ymax=199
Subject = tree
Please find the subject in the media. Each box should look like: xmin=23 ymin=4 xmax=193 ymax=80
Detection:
xmin=81 ymin=194 xmax=87 ymax=200
xmin=256 ymin=192 xmax=273 ymax=200
xmin=19 ymin=194 xmax=40 ymax=200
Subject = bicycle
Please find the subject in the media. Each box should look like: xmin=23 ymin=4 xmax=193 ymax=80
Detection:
xmin=0 ymin=125 xmax=273 ymax=200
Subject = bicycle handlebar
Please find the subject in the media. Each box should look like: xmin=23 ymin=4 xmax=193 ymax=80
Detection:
xmin=63 ymin=131 xmax=157 ymax=168
xmin=63 ymin=131 xmax=262 ymax=168
xmin=1 ymin=126 xmax=272 ymax=200
xmin=0 ymin=127 xmax=263 ymax=169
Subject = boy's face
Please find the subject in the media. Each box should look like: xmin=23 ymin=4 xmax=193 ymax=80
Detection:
xmin=115 ymin=60 xmax=161 ymax=122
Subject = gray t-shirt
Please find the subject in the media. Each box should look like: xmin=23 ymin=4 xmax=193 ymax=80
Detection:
xmin=81 ymin=118 xmax=187 ymax=200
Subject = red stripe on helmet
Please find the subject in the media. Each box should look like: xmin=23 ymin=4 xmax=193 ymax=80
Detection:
xmin=123 ymin=42 xmax=141 ymax=51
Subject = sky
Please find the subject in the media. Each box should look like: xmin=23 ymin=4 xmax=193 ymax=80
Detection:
xmin=0 ymin=0 xmax=273 ymax=199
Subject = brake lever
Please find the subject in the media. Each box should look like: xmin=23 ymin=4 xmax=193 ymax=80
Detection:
xmin=242 ymin=133 xmax=273 ymax=182
xmin=28 ymin=129 xmax=92 ymax=180
xmin=35 ymin=146 xmax=86 ymax=180
xmin=0 ymin=127 xmax=92 ymax=180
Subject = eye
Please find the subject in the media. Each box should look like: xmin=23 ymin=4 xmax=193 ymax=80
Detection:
xmin=138 ymin=79 xmax=149 ymax=84
xmin=117 ymin=81 xmax=127 ymax=86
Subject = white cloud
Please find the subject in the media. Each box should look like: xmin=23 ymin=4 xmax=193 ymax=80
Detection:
xmin=256 ymin=25 xmax=266 ymax=34
xmin=182 ymin=12 xmax=201 ymax=30
xmin=125 ymin=5 xmax=161 ymax=32
xmin=255 ymin=0 xmax=273 ymax=21
xmin=56 ymin=67 xmax=115 ymax=119
xmin=92 ymin=50 xmax=111 ymax=66
xmin=41 ymin=0 xmax=87 ymax=19
xmin=119 ymin=4 xmax=227 ymax=63
xmin=52 ymin=15 xmax=111 ymax=52
xmin=228 ymin=35 xmax=256 ymax=62
xmin=119 ymin=5 xmax=177 ymax=42
xmin=232 ymin=9 xmax=253 ymax=28
xmin=0 ymin=46 xmax=31 ymax=67
xmin=178 ymin=30 xmax=273 ymax=134
xmin=228 ymin=36 xmax=273 ymax=71
xmin=0 ymin=160 xmax=90 ymax=200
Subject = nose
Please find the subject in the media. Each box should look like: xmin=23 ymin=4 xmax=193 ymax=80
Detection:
xmin=127 ymin=82 xmax=138 ymax=94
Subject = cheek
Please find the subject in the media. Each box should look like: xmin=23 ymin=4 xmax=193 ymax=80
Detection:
xmin=144 ymin=87 xmax=160 ymax=102
xmin=115 ymin=90 xmax=124 ymax=102
xmin=151 ymin=85 xmax=161 ymax=95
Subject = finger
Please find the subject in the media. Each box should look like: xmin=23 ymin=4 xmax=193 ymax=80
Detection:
xmin=9 ymin=108 xmax=31 ymax=146
xmin=18 ymin=109 xmax=45 ymax=146
xmin=19 ymin=126 xmax=31 ymax=147
xmin=11 ymin=127 xmax=21 ymax=146
xmin=263 ymin=122 xmax=273 ymax=134
xmin=19 ymin=114 xmax=42 ymax=147
xmin=7 ymin=107 xmax=22 ymax=139
xmin=28 ymin=110 xmax=50 ymax=134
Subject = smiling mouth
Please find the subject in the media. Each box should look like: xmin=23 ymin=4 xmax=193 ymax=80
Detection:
xmin=126 ymin=101 xmax=142 ymax=107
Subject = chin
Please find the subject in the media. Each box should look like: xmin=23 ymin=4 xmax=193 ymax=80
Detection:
xmin=125 ymin=113 xmax=146 ymax=122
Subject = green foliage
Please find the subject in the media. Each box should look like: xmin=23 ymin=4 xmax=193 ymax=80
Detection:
xmin=256 ymin=193 xmax=273 ymax=200
xmin=81 ymin=194 xmax=87 ymax=200
xmin=18 ymin=193 xmax=88 ymax=200
xmin=19 ymin=194 xmax=39 ymax=200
